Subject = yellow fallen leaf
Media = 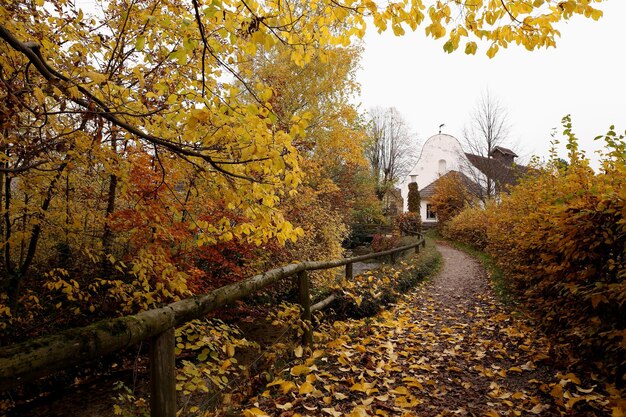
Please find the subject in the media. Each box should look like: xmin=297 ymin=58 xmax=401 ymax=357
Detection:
xmin=559 ymin=372 xmax=581 ymax=385
xmin=390 ymin=386 xmax=409 ymax=395
xmin=242 ymin=407 xmax=270 ymax=417
xmin=361 ymin=396 xmax=374 ymax=405
xmin=350 ymin=382 xmax=367 ymax=392
xmin=299 ymin=381 xmax=314 ymax=394
xmin=312 ymin=349 xmax=325 ymax=359
xmin=322 ymin=407 xmax=342 ymax=417
xmin=550 ymin=384 xmax=563 ymax=399
xmin=220 ymin=358 xmax=232 ymax=371
xmin=291 ymin=364 xmax=310 ymax=376
xmin=347 ymin=405 xmax=370 ymax=417
xmin=226 ymin=344 xmax=235 ymax=357
xmin=511 ymin=392 xmax=525 ymax=400
xmin=294 ymin=345 xmax=304 ymax=358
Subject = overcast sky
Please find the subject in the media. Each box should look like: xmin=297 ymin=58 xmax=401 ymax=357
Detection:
xmin=357 ymin=1 xmax=625 ymax=168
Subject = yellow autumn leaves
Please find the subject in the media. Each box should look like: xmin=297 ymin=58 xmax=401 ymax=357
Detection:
xmin=236 ymin=244 xmax=621 ymax=416
xmin=0 ymin=0 xmax=608 ymax=275
xmin=443 ymin=117 xmax=626 ymax=391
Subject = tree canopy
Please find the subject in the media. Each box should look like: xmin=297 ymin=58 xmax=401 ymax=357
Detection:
xmin=0 ymin=0 xmax=606 ymax=309
xmin=1 ymin=0 xmax=605 ymax=209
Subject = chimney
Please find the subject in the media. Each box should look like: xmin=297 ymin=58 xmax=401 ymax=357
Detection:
xmin=489 ymin=146 xmax=517 ymax=165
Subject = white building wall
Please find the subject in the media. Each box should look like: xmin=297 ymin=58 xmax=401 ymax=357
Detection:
xmin=400 ymin=134 xmax=468 ymax=216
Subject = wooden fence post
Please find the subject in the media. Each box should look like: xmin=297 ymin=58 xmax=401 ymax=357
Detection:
xmin=390 ymin=251 xmax=396 ymax=263
xmin=345 ymin=263 xmax=353 ymax=280
xmin=297 ymin=270 xmax=313 ymax=348
xmin=415 ymin=244 xmax=420 ymax=254
xmin=150 ymin=327 xmax=176 ymax=417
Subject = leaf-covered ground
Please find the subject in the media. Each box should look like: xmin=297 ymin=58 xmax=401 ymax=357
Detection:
xmin=242 ymin=244 xmax=624 ymax=417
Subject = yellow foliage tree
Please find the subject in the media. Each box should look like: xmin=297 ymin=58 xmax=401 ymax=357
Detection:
xmin=0 ymin=0 xmax=606 ymax=312
xmin=430 ymin=171 xmax=476 ymax=227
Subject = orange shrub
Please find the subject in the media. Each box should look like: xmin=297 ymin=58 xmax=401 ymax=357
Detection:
xmin=371 ymin=234 xmax=400 ymax=252
xmin=395 ymin=212 xmax=422 ymax=235
xmin=430 ymin=171 xmax=476 ymax=228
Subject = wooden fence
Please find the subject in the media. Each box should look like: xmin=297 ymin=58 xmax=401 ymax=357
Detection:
xmin=0 ymin=235 xmax=425 ymax=417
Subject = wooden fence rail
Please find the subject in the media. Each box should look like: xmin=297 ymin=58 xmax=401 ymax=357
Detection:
xmin=0 ymin=234 xmax=425 ymax=416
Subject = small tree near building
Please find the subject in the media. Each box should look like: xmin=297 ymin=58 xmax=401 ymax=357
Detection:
xmin=462 ymin=90 xmax=518 ymax=202
xmin=365 ymin=107 xmax=418 ymax=199
xmin=430 ymin=172 xmax=475 ymax=228
xmin=407 ymin=182 xmax=420 ymax=213
xmin=396 ymin=181 xmax=422 ymax=235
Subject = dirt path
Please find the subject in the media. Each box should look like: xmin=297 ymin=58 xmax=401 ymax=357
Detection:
xmin=248 ymin=243 xmax=613 ymax=416
xmin=393 ymin=243 xmax=558 ymax=415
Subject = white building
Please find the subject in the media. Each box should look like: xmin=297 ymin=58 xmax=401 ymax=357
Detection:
xmin=399 ymin=134 xmax=467 ymax=225
xmin=399 ymin=133 xmax=524 ymax=225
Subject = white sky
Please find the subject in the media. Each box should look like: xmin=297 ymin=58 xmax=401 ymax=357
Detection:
xmin=357 ymin=1 xmax=626 ymax=168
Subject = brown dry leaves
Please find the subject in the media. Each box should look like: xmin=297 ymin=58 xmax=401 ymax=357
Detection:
xmin=241 ymin=245 xmax=624 ymax=416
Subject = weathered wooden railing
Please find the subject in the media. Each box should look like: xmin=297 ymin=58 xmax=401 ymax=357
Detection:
xmin=0 ymin=234 xmax=425 ymax=417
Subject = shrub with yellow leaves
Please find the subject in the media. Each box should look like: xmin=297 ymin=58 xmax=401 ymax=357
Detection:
xmin=444 ymin=116 xmax=626 ymax=386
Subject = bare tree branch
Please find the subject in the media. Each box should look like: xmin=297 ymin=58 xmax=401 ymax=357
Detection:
xmin=365 ymin=107 xmax=418 ymax=199
xmin=462 ymin=90 xmax=516 ymax=202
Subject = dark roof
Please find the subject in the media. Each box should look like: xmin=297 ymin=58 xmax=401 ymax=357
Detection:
xmin=465 ymin=153 xmax=531 ymax=193
xmin=490 ymin=146 xmax=518 ymax=158
xmin=419 ymin=171 xmax=478 ymax=198
xmin=419 ymin=180 xmax=438 ymax=198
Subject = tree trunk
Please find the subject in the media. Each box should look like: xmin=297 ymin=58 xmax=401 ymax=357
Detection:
xmin=101 ymin=130 xmax=117 ymax=277
xmin=2 ymin=173 xmax=14 ymax=288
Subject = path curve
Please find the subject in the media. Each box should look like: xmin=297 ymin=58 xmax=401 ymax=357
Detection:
xmin=429 ymin=243 xmax=490 ymax=306
xmin=397 ymin=243 xmax=557 ymax=415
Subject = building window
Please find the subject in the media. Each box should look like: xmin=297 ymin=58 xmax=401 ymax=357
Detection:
xmin=438 ymin=159 xmax=447 ymax=174
xmin=426 ymin=204 xmax=437 ymax=220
